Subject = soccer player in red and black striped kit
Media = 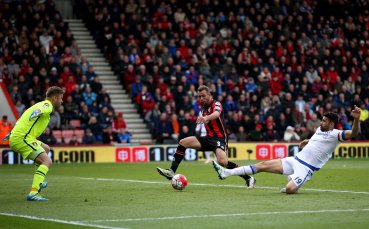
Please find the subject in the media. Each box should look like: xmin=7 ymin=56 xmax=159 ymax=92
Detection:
xmin=157 ymin=85 xmax=256 ymax=188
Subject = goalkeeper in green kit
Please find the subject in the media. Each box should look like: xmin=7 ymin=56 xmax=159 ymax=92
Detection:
xmin=3 ymin=86 xmax=64 ymax=201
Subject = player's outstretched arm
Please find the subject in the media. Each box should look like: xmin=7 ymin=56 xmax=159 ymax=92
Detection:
xmin=343 ymin=105 xmax=361 ymax=139
xmin=299 ymin=139 xmax=309 ymax=149
xmin=196 ymin=111 xmax=220 ymax=124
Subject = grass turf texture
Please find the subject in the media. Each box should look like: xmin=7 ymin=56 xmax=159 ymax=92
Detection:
xmin=0 ymin=160 xmax=368 ymax=229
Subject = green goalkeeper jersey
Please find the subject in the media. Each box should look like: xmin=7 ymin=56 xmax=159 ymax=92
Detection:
xmin=11 ymin=100 xmax=53 ymax=139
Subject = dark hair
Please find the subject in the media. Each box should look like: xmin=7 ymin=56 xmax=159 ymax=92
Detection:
xmin=46 ymin=86 xmax=65 ymax=98
xmin=323 ymin=112 xmax=339 ymax=126
xmin=197 ymin=85 xmax=210 ymax=93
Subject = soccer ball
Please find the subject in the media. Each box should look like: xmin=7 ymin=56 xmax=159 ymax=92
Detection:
xmin=171 ymin=174 xmax=188 ymax=191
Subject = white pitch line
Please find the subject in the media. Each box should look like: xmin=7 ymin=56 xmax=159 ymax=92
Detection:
xmin=0 ymin=212 xmax=128 ymax=229
xmin=78 ymin=177 xmax=369 ymax=195
xmin=88 ymin=208 xmax=369 ymax=222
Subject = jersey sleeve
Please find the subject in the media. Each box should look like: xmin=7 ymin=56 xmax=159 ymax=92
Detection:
xmin=213 ymin=101 xmax=222 ymax=114
xmin=29 ymin=102 xmax=52 ymax=120
xmin=39 ymin=102 xmax=53 ymax=114
xmin=334 ymin=129 xmax=346 ymax=142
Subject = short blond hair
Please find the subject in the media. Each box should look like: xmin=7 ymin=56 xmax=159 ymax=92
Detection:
xmin=197 ymin=85 xmax=210 ymax=93
xmin=46 ymin=86 xmax=65 ymax=98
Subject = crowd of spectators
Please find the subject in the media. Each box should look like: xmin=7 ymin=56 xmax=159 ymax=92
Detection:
xmin=76 ymin=0 xmax=369 ymax=143
xmin=0 ymin=1 xmax=130 ymax=145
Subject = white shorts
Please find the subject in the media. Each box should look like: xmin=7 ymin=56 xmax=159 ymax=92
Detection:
xmin=281 ymin=157 xmax=314 ymax=188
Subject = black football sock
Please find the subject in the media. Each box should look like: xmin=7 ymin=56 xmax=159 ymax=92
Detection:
xmin=170 ymin=144 xmax=186 ymax=172
xmin=227 ymin=161 xmax=252 ymax=181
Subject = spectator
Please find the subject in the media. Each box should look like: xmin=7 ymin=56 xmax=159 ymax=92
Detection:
xmin=249 ymin=123 xmax=264 ymax=141
xmin=83 ymin=86 xmax=97 ymax=107
xmin=0 ymin=115 xmax=13 ymax=145
xmin=283 ymin=126 xmax=301 ymax=142
xmin=82 ymin=128 xmax=97 ymax=144
xmin=263 ymin=123 xmax=279 ymax=142
xmin=87 ymin=116 xmax=102 ymax=142
xmin=154 ymin=113 xmax=173 ymax=144
xmin=136 ymin=85 xmax=155 ymax=116
xmin=236 ymin=126 xmax=248 ymax=142
xmin=15 ymin=99 xmax=26 ymax=116
xmin=39 ymin=127 xmax=57 ymax=145
xmin=117 ymin=128 xmax=131 ymax=144
xmin=171 ymin=114 xmax=180 ymax=140
xmin=69 ymin=134 xmax=81 ymax=146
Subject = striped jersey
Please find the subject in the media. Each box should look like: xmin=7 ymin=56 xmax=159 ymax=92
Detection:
xmin=11 ymin=100 xmax=53 ymax=139
xmin=201 ymin=100 xmax=227 ymax=138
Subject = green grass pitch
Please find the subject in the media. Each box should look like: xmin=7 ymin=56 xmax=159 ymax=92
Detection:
xmin=0 ymin=159 xmax=369 ymax=229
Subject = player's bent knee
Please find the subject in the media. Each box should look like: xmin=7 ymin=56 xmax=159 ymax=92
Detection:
xmin=42 ymin=144 xmax=50 ymax=153
xmin=217 ymin=158 xmax=228 ymax=167
xmin=178 ymin=139 xmax=186 ymax=146
xmin=285 ymin=184 xmax=298 ymax=194
xmin=37 ymin=152 xmax=53 ymax=168
xmin=46 ymin=158 xmax=53 ymax=168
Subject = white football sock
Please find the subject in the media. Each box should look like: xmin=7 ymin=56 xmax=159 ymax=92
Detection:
xmin=224 ymin=165 xmax=256 ymax=177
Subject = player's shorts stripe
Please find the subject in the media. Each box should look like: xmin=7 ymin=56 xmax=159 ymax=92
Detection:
xmin=23 ymin=116 xmax=41 ymax=151
xmin=294 ymin=156 xmax=320 ymax=171
xmin=24 ymin=116 xmax=40 ymax=140
xmin=23 ymin=139 xmax=36 ymax=151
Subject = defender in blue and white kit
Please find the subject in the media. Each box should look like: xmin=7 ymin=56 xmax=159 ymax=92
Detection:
xmin=212 ymin=106 xmax=361 ymax=194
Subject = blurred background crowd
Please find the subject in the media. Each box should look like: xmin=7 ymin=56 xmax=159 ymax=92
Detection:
xmin=1 ymin=0 xmax=368 ymax=145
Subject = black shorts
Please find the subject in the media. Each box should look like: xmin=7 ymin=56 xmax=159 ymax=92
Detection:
xmin=196 ymin=136 xmax=228 ymax=153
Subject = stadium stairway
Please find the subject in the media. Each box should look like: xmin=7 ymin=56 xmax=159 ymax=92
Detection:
xmin=64 ymin=19 xmax=153 ymax=144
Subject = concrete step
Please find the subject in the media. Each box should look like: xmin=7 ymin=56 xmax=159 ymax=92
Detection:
xmin=80 ymin=48 xmax=103 ymax=54
xmin=69 ymin=25 xmax=88 ymax=30
xmin=65 ymin=19 xmax=83 ymax=22
xmin=122 ymin=113 xmax=141 ymax=119
xmin=114 ymin=107 xmax=137 ymax=113
xmin=71 ymin=30 xmax=90 ymax=35
xmin=87 ymin=57 xmax=107 ymax=62
xmin=124 ymin=115 xmax=143 ymax=121
xmin=93 ymin=66 xmax=112 ymax=71
xmin=95 ymin=70 xmax=115 ymax=75
xmin=128 ymin=129 xmax=150 ymax=134
xmin=113 ymin=102 xmax=135 ymax=107
xmin=130 ymin=138 xmax=153 ymax=144
xmin=87 ymin=55 xmax=107 ymax=62
xmin=99 ymin=75 xmax=117 ymax=80
xmin=110 ymin=94 xmax=130 ymax=99
xmin=125 ymin=119 xmax=144 ymax=124
xmin=74 ymin=35 xmax=93 ymax=39
xmin=111 ymin=94 xmax=131 ymax=99
xmin=75 ymin=40 xmax=96 ymax=45
xmin=99 ymin=79 xmax=120 ymax=85
xmin=78 ymin=44 xmax=97 ymax=48
xmin=130 ymin=133 xmax=152 ymax=139
xmin=127 ymin=123 xmax=147 ymax=129
xmin=104 ymin=84 xmax=123 ymax=90
xmin=106 ymin=89 xmax=128 ymax=94
xmin=111 ymin=104 xmax=137 ymax=109
xmin=100 ymin=78 xmax=118 ymax=83
xmin=102 ymin=84 xmax=122 ymax=89
xmin=89 ymin=62 xmax=110 ymax=66
xmin=111 ymin=100 xmax=132 ymax=105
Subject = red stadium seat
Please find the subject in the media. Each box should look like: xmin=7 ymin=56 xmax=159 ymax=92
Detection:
xmin=69 ymin=119 xmax=81 ymax=129
xmin=74 ymin=129 xmax=84 ymax=143
xmin=62 ymin=130 xmax=74 ymax=144
xmin=53 ymin=130 xmax=62 ymax=144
